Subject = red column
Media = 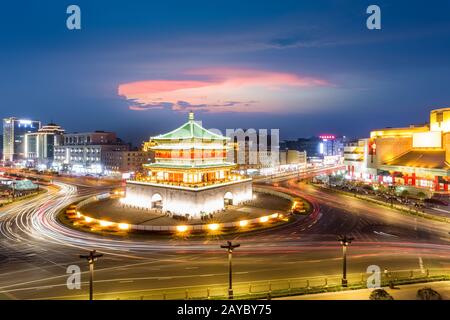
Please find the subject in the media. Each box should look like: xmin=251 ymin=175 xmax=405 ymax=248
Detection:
xmin=411 ymin=173 xmax=416 ymax=186
xmin=434 ymin=176 xmax=440 ymax=191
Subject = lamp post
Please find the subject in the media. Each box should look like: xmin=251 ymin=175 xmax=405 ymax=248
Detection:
xmin=338 ymin=235 xmax=354 ymax=287
xmin=80 ymin=250 xmax=103 ymax=301
xmin=220 ymin=241 xmax=240 ymax=299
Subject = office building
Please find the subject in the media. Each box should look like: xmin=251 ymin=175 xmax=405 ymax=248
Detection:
xmin=2 ymin=118 xmax=41 ymax=162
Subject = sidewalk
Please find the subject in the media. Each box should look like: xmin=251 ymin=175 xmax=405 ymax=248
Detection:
xmin=279 ymin=281 xmax=450 ymax=300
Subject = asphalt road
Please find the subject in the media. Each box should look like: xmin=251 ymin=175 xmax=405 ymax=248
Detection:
xmin=0 ymin=177 xmax=449 ymax=300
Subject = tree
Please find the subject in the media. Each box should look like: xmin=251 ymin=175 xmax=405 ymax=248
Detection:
xmin=369 ymin=289 xmax=394 ymax=300
xmin=401 ymin=190 xmax=409 ymax=198
xmin=416 ymin=287 xmax=441 ymax=300
xmin=417 ymin=192 xmax=427 ymax=201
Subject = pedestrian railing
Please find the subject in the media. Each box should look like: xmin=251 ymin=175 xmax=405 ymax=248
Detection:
xmin=105 ymin=268 xmax=450 ymax=300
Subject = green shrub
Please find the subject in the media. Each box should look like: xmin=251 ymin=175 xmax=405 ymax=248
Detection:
xmin=369 ymin=289 xmax=394 ymax=300
xmin=416 ymin=287 xmax=441 ymax=300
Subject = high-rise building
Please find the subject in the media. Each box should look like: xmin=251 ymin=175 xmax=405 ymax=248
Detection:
xmin=24 ymin=123 xmax=65 ymax=168
xmin=2 ymin=118 xmax=41 ymax=162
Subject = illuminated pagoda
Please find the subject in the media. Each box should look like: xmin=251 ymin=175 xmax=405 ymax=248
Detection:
xmin=122 ymin=112 xmax=252 ymax=218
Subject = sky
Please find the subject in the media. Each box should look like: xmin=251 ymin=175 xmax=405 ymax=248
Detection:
xmin=1 ymin=0 xmax=450 ymax=146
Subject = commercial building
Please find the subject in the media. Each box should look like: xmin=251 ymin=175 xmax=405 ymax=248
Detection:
xmin=279 ymin=149 xmax=307 ymax=166
xmin=319 ymin=135 xmax=346 ymax=157
xmin=343 ymin=139 xmax=372 ymax=180
xmin=281 ymin=135 xmax=345 ymax=160
xmin=24 ymin=123 xmax=65 ymax=168
xmin=2 ymin=118 xmax=41 ymax=162
xmin=103 ymin=150 xmax=155 ymax=176
xmin=347 ymin=107 xmax=450 ymax=192
xmin=53 ymin=131 xmax=129 ymax=174
xmin=230 ymin=129 xmax=280 ymax=171
xmin=122 ymin=112 xmax=252 ymax=218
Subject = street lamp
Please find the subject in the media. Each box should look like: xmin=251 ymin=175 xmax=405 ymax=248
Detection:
xmin=80 ymin=250 xmax=103 ymax=301
xmin=220 ymin=241 xmax=240 ymax=299
xmin=338 ymin=235 xmax=354 ymax=287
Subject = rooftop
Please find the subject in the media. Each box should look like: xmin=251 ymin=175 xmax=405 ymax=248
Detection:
xmin=151 ymin=112 xmax=229 ymax=141
xmin=384 ymin=150 xmax=450 ymax=170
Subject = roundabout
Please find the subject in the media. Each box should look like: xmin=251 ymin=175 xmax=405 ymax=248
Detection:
xmin=59 ymin=189 xmax=310 ymax=236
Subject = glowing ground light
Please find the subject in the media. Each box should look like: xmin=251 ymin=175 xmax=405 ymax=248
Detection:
xmin=271 ymin=213 xmax=279 ymax=219
xmin=176 ymin=225 xmax=188 ymax=233
xmin=76 ymin=211 xmax=81 ymax=218
xmin=84 ymin=216 xmax=93 ymax=223
xmin=239 ymin=220 xmax=248 ymax=227
xmin=208 ymin=223 xmax=220 ymax=231
xmin=99 ymin=220 xmax=113 ymax=227
xmin=118 ymin=223 xmax=130 ymax=230
xmin=259 ymin=216 xmax=269 ymax=223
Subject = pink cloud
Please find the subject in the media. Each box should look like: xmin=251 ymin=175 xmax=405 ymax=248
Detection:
xmin=118 ymin=67 xmax=331 ymax=113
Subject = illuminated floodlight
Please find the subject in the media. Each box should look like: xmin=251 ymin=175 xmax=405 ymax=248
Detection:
xmin=208 ymin=223 xmax=220 ymax=231
xmin=76 ymin=211 xmax=81 ymax=218
xmin=259 ymin=216 xmax=269 ymax=223
xmin=239 ymin=220 xmax=248 ymax=227
xmin=270 ymin=213 xmax=279 ymax=219
xmin=84 ymin=216 xmax=93 ymax=223
xmin=118 ymin=223 xmax=130 ymax=230
xmin=99 ymin=220 xmax=113 ymax=227
xmin=176 ymin=225 xmax=188 ymax=233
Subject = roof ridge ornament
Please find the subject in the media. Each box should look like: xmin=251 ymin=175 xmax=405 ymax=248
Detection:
xmin=188 ymin=111 xmax=194 ymax=121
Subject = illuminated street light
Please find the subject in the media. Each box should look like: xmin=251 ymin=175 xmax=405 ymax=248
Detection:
xmin=338 ymin=235 xmax=354 ymax=287
xmin=176 ymin=225 xmax=188 ymax=233
xmin=259 ymin=216 xmax=269 ymax=223
xmin=220 ymin=241 xmax=240 ymax=299
xmin=208 ymin=223 xmax=220 ymax=231
xmin=79 ymin=250 xmax=103 ymax=301
xmin=118 ymin=223 xmax=129 ymax=230
xmin=239 ymin=220 xmax=248 ymax=227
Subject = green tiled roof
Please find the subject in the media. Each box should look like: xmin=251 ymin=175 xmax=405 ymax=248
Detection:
xmin=152 ymin=113 xmax=229 ymax=141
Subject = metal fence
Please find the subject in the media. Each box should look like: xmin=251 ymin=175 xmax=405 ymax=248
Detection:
xmin=99 ymin=268 xmax=450 ymax=300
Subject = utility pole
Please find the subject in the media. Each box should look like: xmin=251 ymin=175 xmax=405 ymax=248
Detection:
xmin=220 ymin=241 xmax=240 ymax=299
xmin=338 ymin=235 xmax=354 ymax=287
xmin=80 ymin=250 xmax=103 ymax=300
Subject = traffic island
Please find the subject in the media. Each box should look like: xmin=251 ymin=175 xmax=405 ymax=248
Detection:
xmin=59 ymin=190 xmax=311 ymax=237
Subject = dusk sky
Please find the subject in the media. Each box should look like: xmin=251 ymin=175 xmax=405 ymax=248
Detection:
xmin=1 ymin=0 xmax=450 ymax=145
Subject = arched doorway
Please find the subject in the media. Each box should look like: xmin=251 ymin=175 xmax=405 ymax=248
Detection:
xmin=224 ymin=191 xmax=233 ymax=206
xmin=151 ymin=193 xmax=163 ymax=209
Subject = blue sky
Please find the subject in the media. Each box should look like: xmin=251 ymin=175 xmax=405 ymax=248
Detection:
xmin=1 ymin=0 xmax=450 ymax=145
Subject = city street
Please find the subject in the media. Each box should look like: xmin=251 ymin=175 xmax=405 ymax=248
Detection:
xmin=0 ymin=176 xmax=449 ymax=299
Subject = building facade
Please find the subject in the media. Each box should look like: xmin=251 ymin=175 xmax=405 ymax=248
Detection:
xmin=343 ymin=139 xmax=374 ymax=180
xmin=229 ymin=129 xmax=280 ymax=171
xmin=347 ymin=108 xmax=450 ymax=192
xmin=103 ymin=150 xmax=155 ymax=175
xmin=122 ymin=112 xmax=252 ymax=218
xmin=24 ymin=123 xmax=65 ymax=168
xmin=2 ymin=118 xmax=41 ymax=162
xmin=53 ymin=131 xmax=129 ymax=174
